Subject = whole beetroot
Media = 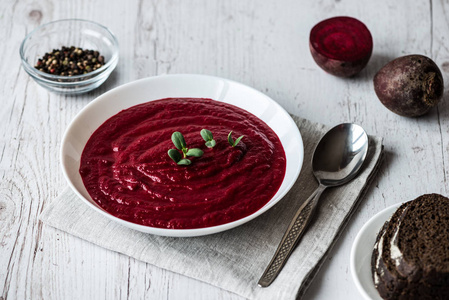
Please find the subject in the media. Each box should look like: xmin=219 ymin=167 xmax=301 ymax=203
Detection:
xmin=373 ymin=55 xmax=444 ymax=117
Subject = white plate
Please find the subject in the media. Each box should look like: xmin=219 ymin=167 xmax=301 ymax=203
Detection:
xmin=350 ymin=203 xmax=402 ymax=300
xmin=61 ymin=74 xmax=304 ymax=237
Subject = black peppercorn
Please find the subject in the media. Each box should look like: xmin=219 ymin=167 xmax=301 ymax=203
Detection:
xmin=34 ymin=46 xmax=106 ymax=76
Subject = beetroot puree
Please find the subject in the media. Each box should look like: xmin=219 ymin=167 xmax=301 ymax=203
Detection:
xmin=80 ymin=98 xmax=286 ymax=229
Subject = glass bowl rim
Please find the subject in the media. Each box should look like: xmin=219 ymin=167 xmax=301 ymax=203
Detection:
xmin=19 ymin=18 xmax=119 ymax=82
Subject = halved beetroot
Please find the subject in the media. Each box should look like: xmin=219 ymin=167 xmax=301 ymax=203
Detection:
xmin=309 ymin=16 xmax=373 ymax=77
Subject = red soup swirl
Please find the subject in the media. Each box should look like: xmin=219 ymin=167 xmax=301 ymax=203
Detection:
xmin=79 ymin=98 xmax=286 ymax=229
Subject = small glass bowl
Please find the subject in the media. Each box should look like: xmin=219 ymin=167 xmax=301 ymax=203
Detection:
xmin=20 ymin=19 xmax=119 ymax=94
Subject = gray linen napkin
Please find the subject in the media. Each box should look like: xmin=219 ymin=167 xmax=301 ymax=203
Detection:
xmin=40 ymin=116 xmax=383 ymax=299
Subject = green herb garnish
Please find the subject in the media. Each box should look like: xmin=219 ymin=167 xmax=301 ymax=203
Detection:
xmin=186 ymin=148 xmax=204 ymax=157
xmin=228 ymin=131 xmax=244 ymax=147
xmin=168 ymin=132 xmax=203 ymax=165
xmin=200 ymin=129 xmax=216 ymax=148
xmin=177 ymin=158 xmax=192 ymax=165
xmin=171 ymin=131 xmax=187 ymax=154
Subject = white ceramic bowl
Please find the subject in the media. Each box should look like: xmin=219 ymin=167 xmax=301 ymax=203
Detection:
xmin=61 ymin=74 xmax=304 ymax=237
xmin=350 ymin=203 xmax=402 ymax=300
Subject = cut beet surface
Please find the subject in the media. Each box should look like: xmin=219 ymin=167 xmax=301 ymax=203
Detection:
xmin=309 ymin=16 xmax=373 ymax=77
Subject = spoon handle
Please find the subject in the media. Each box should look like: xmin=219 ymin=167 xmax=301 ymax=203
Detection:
xmin=258 ymin=184 xmax=326 ymax=287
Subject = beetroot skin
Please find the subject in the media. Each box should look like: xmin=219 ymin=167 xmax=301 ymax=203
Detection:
xmin=309 ymin=16 xmax=373 ymax=77
xmin=373 ymin=55 xmax=444 ymax=117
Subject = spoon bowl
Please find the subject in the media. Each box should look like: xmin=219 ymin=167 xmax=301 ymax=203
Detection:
xmin=313 ymin=123 xmax=369 ymax=186
xmin=258 ymin=123 xmax=369 ymax=287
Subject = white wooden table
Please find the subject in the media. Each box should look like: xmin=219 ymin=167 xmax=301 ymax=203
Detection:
xmin=1 ymin=0 xmax=448 ymax=299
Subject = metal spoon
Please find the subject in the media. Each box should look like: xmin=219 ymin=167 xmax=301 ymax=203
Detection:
xmin=258 ymin=123 xmax=369 ymax=287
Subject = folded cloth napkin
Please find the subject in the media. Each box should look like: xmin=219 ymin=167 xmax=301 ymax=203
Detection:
xmin=40 ymin=116 xmax=383 ymax=300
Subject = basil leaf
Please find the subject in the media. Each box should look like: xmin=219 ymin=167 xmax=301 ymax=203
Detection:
xmin=234 ymin=135 xmax=244 ymax=147
xmin=177 ymin=158 xmax=191 ymax=165
xmin=172 ymin=132 xmax=186 ymax=150
xmin=186 ymin=148 xmax=204 ymax=157
xmin=200 ymin=129 xmax=213 ymax=141
xmin=168 ymin=149 xmax=181 ymax=163
xmin=205 ymin=140 xmax=216 ymax=148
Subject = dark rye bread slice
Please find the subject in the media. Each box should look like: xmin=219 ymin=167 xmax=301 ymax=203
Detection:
xmin=372 ymin=194 xmax=449 ymax=300
xmin=395 ymin=194 xmax=449 ymax=297
xmin=371 ymin=219 xmax=389 ymax=295
xmin=378 ymin=204 xmax=412 ymax=299
xmin=372 ymin=203 xmax=409 ymax=299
